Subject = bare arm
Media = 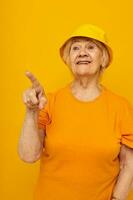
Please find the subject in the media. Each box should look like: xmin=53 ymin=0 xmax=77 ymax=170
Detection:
xmin=111 ymin=145 xmax=133 ymax=200
xmin=18 ymin=109 xmax=45 ymax=163
xmin=18 ymin=71 xmax=47 ymax=163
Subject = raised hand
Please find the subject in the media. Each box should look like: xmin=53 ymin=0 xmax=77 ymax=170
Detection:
xmin=23 ymin=71 xmax=47 ymax=110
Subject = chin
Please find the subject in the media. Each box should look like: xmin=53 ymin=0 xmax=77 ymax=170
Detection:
xmin=71 ymin=66 xmax=96 ymax=76
xmin=75 ymin=71 xmax=94 ymax=76
xmin=76 ymin=69 xmax=92 ymax=74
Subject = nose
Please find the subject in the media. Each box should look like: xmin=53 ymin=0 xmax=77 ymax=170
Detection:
xmin=78 ymin=48 xmax=89 ymax=57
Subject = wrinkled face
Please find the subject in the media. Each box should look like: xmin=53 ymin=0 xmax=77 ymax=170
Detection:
xmin=68 ymin=37 xmax=103 ymax=77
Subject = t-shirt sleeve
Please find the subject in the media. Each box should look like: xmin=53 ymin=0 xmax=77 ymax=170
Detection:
xmin=37 ymin=92 xmax=53 ymax=130
xmin=120 ymin=98 xmax=133 ymax=148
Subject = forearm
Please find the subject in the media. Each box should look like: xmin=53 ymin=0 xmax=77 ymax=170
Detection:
xmin=111 ymin=166 xmax=133 ymax=200
xmin=18 ymin=109 xmax=43 ymax=162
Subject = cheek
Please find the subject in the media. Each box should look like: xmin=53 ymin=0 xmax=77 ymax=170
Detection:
xmin=67 ymin=55 xmax=76 ymax=68
xmin=92 ymin=51 xmax=102 ymax=62
xmin=69 ymin=53 xmax=77 ymax=63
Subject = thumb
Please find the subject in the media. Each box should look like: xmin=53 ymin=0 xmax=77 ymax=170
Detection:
xmin=38 ymin=92 xmax=47 ymax=109
xmin=39 ymin=96 xmax=47 ymax=109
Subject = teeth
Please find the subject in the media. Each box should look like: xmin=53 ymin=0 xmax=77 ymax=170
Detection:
xmin=77 ymin=61 xmax=91 ymax=64
xmin=80 ymin=62 xmax=88 ymax=63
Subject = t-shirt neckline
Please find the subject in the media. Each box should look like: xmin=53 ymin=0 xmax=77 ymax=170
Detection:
xmin=66 ymin=82 xmax=107 ymax=104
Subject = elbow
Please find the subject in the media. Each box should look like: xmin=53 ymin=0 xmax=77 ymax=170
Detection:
xmin=17 ymin=149 xmax=43 ymax=164
xmin=19 ymin=156 xmax=40 ymax=163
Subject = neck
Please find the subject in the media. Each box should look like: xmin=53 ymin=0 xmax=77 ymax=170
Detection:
xmin=71 ymin=74 xmax=101 ymax=90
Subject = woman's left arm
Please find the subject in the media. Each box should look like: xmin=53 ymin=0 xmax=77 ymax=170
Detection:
xmin=111 ymin=144 xmax=133 ymax=200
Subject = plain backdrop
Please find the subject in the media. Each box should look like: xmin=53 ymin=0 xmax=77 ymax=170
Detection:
xmin=1 ymin=0 xmax=133 ymax=199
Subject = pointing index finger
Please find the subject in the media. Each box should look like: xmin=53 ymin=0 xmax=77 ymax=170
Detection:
xmin=25 ymin=71 xmax=41 ymax=88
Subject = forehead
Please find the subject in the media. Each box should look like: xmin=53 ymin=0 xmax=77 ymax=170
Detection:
xmin=71 ymin=37 xmax=94 ymax=44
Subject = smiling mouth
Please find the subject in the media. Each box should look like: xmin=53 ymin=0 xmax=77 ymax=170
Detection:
xmin=76 ymin=61 xmax=92 ymax=64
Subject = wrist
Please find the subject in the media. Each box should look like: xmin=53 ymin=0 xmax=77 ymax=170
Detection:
xmin=26 ymin=107 xmax=39 ymax=113
xmin=25 ymin=107 xmax=39 ymax=119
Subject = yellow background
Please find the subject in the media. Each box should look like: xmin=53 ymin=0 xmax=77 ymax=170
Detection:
xmin=1 ymin=0 xmax=133 ymax=199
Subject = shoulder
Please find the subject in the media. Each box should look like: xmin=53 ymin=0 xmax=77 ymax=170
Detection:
xmin=104 ymin=85 xmax=133 ymax=109
xmin=102 ymin=85 xmax=133 ymax=117
xmin=45 ymin=83 xmax=69 ymax=101
xmin=44 ymin=84 xmax=68 ymax=108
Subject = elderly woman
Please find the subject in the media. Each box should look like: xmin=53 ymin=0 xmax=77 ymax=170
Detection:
xmin=18 ymin=24 xmax=133 ymax=200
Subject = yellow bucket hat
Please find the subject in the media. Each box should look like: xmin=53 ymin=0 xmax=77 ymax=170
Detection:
xmin=59 ymin=24 xmax=113 ymax=67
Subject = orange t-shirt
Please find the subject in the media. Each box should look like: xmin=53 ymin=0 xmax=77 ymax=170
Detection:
xmin=33 ymin=82 xmax=133 ymax=200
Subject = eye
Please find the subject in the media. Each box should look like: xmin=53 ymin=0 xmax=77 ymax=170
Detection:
xmin=87 ymin=45 xmax=94 ymax=49
xmin=72 ymin=46 xmax=79 ymax=50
